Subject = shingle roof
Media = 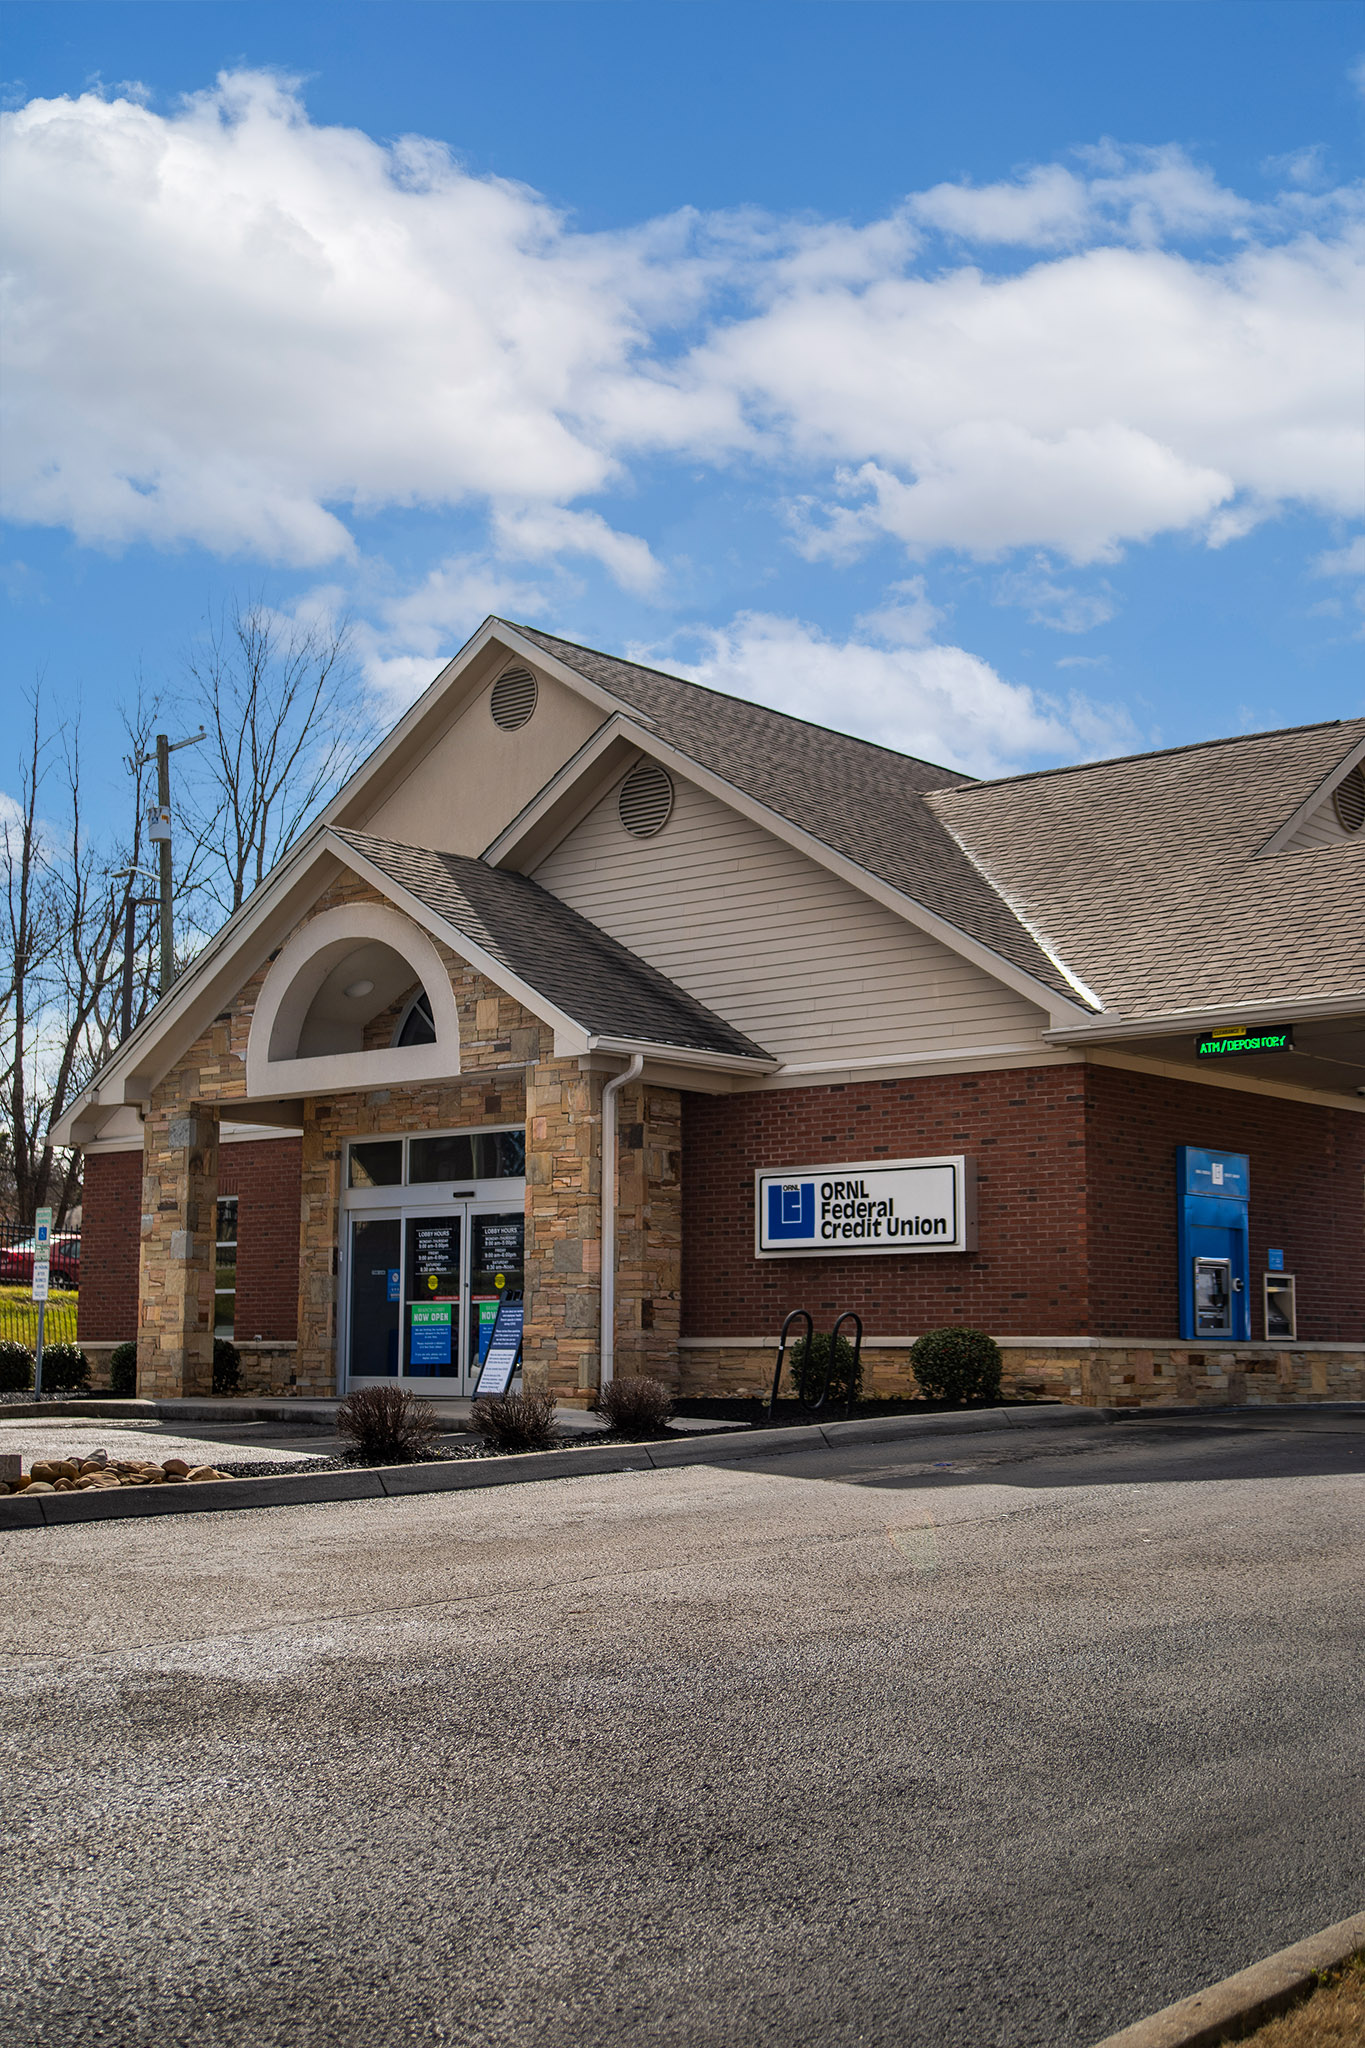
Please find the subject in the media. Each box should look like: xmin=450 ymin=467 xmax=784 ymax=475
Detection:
xmin=505 ymin=622 xmax=1078 ymax=1002
xmin=926 ymin=720 xmax=1365 ymax=1015
xmin=333 ymin=829 xmax=772 ymax=1061
xmin=507 ymin=624 xmax=1365 ymax=1021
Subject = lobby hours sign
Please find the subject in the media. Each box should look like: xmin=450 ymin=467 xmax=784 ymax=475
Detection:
xmin=755 ymin=1156 xmax=975 ymax=1258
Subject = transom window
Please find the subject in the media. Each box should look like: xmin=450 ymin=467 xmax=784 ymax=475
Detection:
xmin=347 ymin=1127 xmax=526 ymax=1190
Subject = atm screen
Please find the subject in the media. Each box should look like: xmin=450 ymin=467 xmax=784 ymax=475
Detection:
xmin=1194 ymin=1257 xmax=1233 ymax=1336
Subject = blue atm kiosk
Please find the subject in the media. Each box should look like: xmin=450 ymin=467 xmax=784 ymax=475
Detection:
xmin=1176 ymin=1147 xmax=1251 ymax=1342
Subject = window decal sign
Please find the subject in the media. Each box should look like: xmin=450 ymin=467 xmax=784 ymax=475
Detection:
xmin=755 ymin=1157 xmax=975 ymax=1258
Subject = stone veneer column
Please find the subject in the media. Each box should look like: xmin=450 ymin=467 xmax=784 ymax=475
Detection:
xmin=612 ymin=1080 xmax=683 ymax=1387
xmin=524 ymin=1059 xmax=603 ymax=1401
xmin=136 ymin=1103 xmax=220 ymax=1397
xmin=296 ymin=1102 xmax=342 ymax=1395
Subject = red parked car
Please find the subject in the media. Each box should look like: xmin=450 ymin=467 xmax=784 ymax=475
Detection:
xmin=0 ymin=1234 xmax=80 ymax=1289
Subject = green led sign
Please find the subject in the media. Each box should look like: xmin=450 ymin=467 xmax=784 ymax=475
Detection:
xmin=1196 ymin=1025 xmax=1293 ymax=1060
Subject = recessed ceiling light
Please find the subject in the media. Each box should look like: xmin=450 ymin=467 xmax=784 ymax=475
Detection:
xmin=344 ymin=978 xmax=375 ymax=999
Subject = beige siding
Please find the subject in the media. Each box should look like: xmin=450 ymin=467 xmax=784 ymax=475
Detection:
xmin=533 ymin=773 xmax=1049 ymax=1065
xmin=1285 ymin=793 xmax=1354 ymax=852
xmin=362 ymin=666 xmax=603 ymax=855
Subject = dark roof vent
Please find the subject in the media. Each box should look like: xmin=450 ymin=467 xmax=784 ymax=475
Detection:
xmin=618 ymin=760 xmax=674 ymax=839
xmin=490 ymin=666 xmax=538 ymax=731
xmin=1331 ymin=764 xmax=1365 ymax=835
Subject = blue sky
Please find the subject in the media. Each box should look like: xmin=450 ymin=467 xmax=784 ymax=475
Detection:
xmin=3 ymin=1 xmax=1362 ymax=842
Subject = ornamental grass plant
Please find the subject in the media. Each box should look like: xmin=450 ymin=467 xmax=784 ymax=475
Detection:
xmin=337 ymin=1384 xmax=442 ymax=1464
xmin=468 ymin=1389 xmax=559 ymax=1454
xmin=592 ymin=1374 xmax=674 ymax=1437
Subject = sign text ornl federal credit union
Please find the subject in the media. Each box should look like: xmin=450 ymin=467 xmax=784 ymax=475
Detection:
xmin=755 ymin=1157 xmax=975 ymax=1258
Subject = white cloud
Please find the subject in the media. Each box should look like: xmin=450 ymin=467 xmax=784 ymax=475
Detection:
xmin=490 ymin=505 xmax=661 ymax=595
xmin=679 ymin=232 xmax=1363 ymax=563
xmin=1 ymin=71 xmax=1361 ymax=587
xmin=1313 ymin=535 xmax=1365 ymax=578
xmin=656 ymin=611 xmax=1136 ymax=778
xmin=994 ymin=556 xmax=1116 ymax=633
xmin=0 ymin=72 xmax=712 ymax=568
xmin=908 ymin=145 xmax=1253 ymax=249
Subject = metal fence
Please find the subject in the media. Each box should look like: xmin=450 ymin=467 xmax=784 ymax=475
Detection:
xmin=0 ymin=1222 xmax=82 ymax=1350
xmin=0 ymin=1296 xmax=79 ymax=1349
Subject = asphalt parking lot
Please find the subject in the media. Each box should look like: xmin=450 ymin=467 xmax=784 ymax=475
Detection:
xmin=2 ymin=1408 xmax=1362 ymax=2048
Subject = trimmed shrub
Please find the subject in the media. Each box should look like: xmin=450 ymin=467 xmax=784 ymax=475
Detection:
xmin=909 ymin=1327 xmax=1003 ymax=1406
xmin=469 ymin=1389 xmax=559 ymax=1454
xmin=39 ymin=1342 xmax=91 ymax=1394
xmin=593 ymin=1374 xmax=674 ymax=1438
xmin=108 ymin=1342 xmax=138 ymax=1396
xmin=0 ymin=1339 xmax=34 ymax=1394
xmin=212 ymin=1338 xmax=241 ymax=1396
xmin=788 ymin=1329 xmax=862 ymax=1407
xmin=337 ymin=1384 xmax=441 ymax=1464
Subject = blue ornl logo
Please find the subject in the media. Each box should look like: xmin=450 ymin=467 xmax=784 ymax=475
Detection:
xmin=767 ymin=1181 xmax=815 ymax=1241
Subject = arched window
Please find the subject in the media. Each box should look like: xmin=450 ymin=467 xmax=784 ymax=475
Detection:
xmin=394 ymin=991 xmax=436 ymax=1047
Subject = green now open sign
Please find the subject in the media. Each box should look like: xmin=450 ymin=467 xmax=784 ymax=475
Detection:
xmin=1196 ymin=1025 xmax=1293 ymax=1060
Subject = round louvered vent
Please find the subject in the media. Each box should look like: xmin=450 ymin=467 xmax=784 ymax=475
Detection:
xmin=618 ymin=760 xmax=674 ymax=838
xmin=490 ymin=666 xmax=538 ymax=731
xmin=1331 ymin=764 xmax=1365 ymax=835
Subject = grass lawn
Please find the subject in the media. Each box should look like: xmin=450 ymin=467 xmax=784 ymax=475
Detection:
xmin=1237 ymin=1956 xmax=1365 ymax=2046
xmin=0 ymin=1286 xmax=79 ymax=1349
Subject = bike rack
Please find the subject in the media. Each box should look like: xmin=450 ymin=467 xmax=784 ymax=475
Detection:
xmin=766 ymin=1307 xmax=864 ymax=1422
xmin=828 ymin=1310 xmax=864 ymax=1421
xmin=766 ymin=1308 xmax=813 ymax=1422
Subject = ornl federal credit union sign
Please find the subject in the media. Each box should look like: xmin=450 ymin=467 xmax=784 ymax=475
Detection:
xmin=755 ymin=1156 xmax=976 ymax=1259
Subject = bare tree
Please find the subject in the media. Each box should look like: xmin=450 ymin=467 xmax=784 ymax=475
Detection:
xmin=184 ymin=599 xmax=363 ymax=919
xmin=0 ymin=689 xmax=62 ymax=1222
xmin=1 ymin=603 xmax=370 ymax=1225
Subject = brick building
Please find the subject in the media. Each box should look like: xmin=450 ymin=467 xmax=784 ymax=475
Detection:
xmin=60 ymin=620 xmax=1365 ymax=1408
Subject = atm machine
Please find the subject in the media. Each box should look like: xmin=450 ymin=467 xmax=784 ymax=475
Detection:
xmin=1176 ymin=1146 xmax=1251 ymax=1343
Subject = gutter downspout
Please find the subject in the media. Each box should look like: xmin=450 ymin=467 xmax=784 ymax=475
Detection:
xmin=599 ymin=1053 xmax=644 ymax=1390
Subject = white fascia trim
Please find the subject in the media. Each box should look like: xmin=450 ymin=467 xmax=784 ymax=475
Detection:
xmin=584 ymin=1035 xmax=777 ymax=1075
xmin=779 ymin=1042 xmax=1048 ymax=1075
xmin=1256 ymin=731 xmax=1365 ymax=857
xmin=490 ymin=718 xmax=1093 ymax=1030
xmin=1046 ymin=992 xmax=1365 ymax=1044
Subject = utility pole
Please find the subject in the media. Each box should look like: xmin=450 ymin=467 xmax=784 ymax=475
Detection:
xmin=135 ymin=728 xmax=205 ymax=997
xmin=112 ymin=868 xmax=160 ymax=1042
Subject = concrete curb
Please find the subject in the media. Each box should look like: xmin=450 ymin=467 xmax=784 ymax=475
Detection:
xmin=1090 ymin=1910 xmax=1365 ymax=2048
xmin=0 ymin=1401 xmax=1114 ymax=1530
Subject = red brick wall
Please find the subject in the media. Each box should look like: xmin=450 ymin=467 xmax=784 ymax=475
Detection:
xmin=1084 ymin=1065 xmax=1365 ymax=1341
xmin=682 ymin=1064 xmax=1365 ymax=1343
xmin=217 ymin=1138 xmax=302 ymax=1342
xmin=78 ymin=1149 xmax=143 ymax=1341
xmin=682 ymin=1069 xmax=1092 ymax=1337
xmin=79 ymin=1136 xmax=302 ymax=1346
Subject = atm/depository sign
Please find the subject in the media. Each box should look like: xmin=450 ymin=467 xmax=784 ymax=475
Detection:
xmin=755 ymin=1156 xmax=976 ymax=1258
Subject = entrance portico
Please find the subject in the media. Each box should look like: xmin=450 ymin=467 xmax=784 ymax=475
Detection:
xmin=117 ymin=834 xmax=766 ymax=1404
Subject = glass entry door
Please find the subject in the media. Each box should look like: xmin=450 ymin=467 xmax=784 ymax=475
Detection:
xmin=467 ymin=1210 xmax=525 ymax=1378
xmin=345 ymin=1204 xmax=523 ymax=1394
xmin=347 ymin=1216 xmax=401 ymax=1379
